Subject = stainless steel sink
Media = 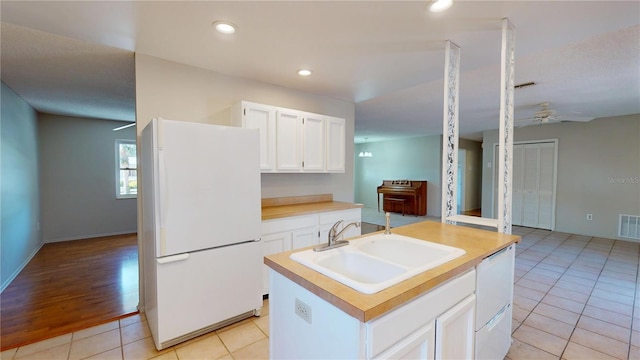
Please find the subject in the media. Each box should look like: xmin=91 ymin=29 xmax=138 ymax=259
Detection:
xmin=290 ymin=233 xmax=465 ymax=294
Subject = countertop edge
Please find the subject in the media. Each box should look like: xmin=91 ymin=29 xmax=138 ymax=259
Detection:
xmin=264 ymin=221 xmax=520 ymax=323
xmin=262 ymin=201 xmax=364 ymax=221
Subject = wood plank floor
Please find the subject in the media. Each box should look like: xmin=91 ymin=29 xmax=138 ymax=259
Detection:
xmin=0 ymin=234 xmax=139 ymax=351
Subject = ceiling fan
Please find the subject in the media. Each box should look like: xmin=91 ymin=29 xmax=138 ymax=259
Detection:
xmin=112 ymin=122 xmax=136 ymax=131
xmin=515 ymin=102 xmax=594 ymax=127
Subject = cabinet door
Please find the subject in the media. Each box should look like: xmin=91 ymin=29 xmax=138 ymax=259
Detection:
xmin=291 ymin=227 xmax=319 ymax=250
xmin=262 ymin=231 xmax=291 ymax=295
xmin=243 ymin=103 xmax=276 ymax=171
xmin=276 ymin=110 xmax=302 ymax=171
xmin=372 ymin=322 xmax=435 ymax=360
xmin=302 ymin=114 xmax=325 ymax=172
xmin=434 ymin=294 xmax=475 ymax=360
xmin=325 ymin=116 xmax=346 ymax=172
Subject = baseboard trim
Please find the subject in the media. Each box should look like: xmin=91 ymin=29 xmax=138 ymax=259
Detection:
xmin=1 ymin=241 xmax=44 ymax=293
xmin=44 ymin=230 xmax=137 ymax=243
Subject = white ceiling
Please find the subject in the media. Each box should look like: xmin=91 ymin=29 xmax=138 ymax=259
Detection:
xmin=2 ymin=1 xmax=639 ymax=142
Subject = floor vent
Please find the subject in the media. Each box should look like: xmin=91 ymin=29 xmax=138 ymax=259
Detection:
xmin=618 ymin=214 xmax=640 ymax=240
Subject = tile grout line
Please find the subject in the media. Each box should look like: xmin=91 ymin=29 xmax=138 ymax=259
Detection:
xmin=625 ymin=247 xmax=640 ymax=360
xmin=557 ymin=236 xmax=618 ymax=360
xmin=517 ymin=233 xmax=639 ymax=360
xmin=513 ymin=231 xmax=610 ymax=358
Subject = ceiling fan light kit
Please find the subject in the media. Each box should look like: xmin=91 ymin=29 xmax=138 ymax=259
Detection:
xmin=515 ymin=102 xmax=594 ymax=127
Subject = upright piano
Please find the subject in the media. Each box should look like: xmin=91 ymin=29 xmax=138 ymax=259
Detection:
xmin=377 ymin=180 xmax=427 ymax=216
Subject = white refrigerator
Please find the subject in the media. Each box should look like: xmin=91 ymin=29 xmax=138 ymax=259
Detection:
xmin=141 ymin=118 xmax=263 ymax=350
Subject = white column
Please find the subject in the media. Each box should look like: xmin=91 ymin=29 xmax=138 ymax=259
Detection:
xmin=441 ymin=40 xmax=461 ymax=224
xmin=497 ymin=18 xmax=516 ymax=234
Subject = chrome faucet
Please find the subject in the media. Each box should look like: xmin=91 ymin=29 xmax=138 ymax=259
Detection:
xmin=384 ymin=212 xmax=392 ymax=234
xmin=314 ymin=220 xmax=361 ymax=252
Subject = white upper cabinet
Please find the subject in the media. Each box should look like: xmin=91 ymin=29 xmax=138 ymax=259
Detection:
xmin=233 ymin=101 xmax=346 ymax=173
xmin=231 ymin=101 xmax=276 ymax=171
xmin=325 ymin=116 xmax=346 ymax=172
xmin=276 ymin=109 xmax=303 ymax=171
xmin=302 ymin=113 xmax=326 ymax=172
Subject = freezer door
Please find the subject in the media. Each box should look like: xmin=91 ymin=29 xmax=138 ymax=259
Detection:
xmin=155 ymin=119 xmax=261 ymax=257
xmin=151 ymin=241 xmax=263 ymax=347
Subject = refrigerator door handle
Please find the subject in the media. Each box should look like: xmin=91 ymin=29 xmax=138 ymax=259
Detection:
xmin=157 ymin=253 xmax=190 ymax=264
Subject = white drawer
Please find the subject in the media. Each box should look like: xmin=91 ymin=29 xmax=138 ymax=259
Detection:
xmin=476 ymin=245 xmax=514 ymax=329
xmin=475 ymin=303 xmax=512 ymax=360
xmin=261 ymin=215 xmax=317 ymax=234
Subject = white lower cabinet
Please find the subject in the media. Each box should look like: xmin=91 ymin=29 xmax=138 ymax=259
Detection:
xmin=373 ymin=322 xmax=435 ymax=360
xmin=291 ymin=227 xmax=318 ymax=249
xmin=435 ymin=294 xmax=476 ymax=360
xmin=261 ymin=208 xmax=361 ymax=295
xmin=260 ymin=232 xmax=291 ymax=295
xmin=269 ymin=268 xmax=476 ymax=359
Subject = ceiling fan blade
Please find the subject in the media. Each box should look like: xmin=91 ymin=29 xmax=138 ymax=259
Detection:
xmin=551 ymin=115 xmax=595 ymax=122
xmin=113 ymin=122 xmax=136 ymax=131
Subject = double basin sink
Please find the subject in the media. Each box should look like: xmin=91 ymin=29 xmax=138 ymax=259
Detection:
xmin=290 ymin=233 xmax=465 ymax=294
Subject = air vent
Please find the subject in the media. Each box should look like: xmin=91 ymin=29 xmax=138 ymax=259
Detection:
xmin=618 ymin=214 xmax=640 ymax=240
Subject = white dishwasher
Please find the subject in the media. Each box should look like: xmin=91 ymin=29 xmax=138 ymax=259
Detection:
xmin=475 ymin=245 xmax=515 ymax=360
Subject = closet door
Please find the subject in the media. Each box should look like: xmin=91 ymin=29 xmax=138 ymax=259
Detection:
xmin=521 ymin=144 xmax=541 ymax=228
xmin=494 ymin=141 xmax=556 ymax=230
xmin=537 ymin=143 xmax=555 ymax=229
xmin=511 ymin=145 xmax=524 ymax=226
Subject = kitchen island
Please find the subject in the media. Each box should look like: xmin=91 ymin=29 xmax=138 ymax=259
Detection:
xmin=264 ymin=220 xmax=520 ymax=359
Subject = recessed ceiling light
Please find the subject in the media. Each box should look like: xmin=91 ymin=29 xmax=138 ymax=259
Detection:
xmin=429 ymin=0 xmax=453 ymax=12
xmin=212 ymin=21 xmax=237 ymax=34
xmin=297 ymin=69 xmax=312 ymax=77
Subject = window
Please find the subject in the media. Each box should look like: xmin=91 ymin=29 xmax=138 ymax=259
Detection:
xmin=116 ymin=140 xmax=137 ymax=198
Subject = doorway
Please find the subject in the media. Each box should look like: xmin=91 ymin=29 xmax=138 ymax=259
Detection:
xmin=457 ymin=149 xmax=466 ymax=214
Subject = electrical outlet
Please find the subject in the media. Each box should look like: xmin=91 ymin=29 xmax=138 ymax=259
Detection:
xmin=295 ymin=298 xmax=312 ymax=324
xmin=587 ymin=214 xmax=593 ymax=221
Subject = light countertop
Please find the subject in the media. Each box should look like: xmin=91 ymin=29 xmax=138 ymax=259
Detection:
xmin=264 ymin=220 xmax=520 ymax=322
xmin=262 ymin=198 xmax=363 ymax=221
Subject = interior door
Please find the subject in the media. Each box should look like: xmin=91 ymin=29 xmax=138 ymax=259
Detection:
xmin=511 ymin=145 xmax=524 ymax=225
xmin=537 ymin=143 xmax=555 ymax=229
xmin=521 ymin=144 xmax=540 ymax=227
xmin=493 ymin=141 xmax=556 ymax=230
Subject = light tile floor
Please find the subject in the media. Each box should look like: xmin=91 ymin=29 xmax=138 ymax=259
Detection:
xmin=2 ymin=226 xmax=638 ymax=360
xmin=507 ymin=226 xmax=639 ymax=360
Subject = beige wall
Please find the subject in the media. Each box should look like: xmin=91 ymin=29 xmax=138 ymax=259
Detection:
xmin=134 ymin=54 xmax=355 ymax=201
xmin=482 ymin=114 xmax=640 ymax=240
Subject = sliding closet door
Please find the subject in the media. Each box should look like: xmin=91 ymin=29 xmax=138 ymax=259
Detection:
xmin=521 ymin=144 xmax=540 ymax=228
xmin=537 ymin=143 xmax=555 ymax=229
xmin=511 ymin=145 xmax=524 ymax=226
xmin=494 ymin=141 xmax=556 ymax=230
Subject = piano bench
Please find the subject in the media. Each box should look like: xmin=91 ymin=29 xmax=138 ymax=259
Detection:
xmin=384 ymin=197 xmax=406 ymax=216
